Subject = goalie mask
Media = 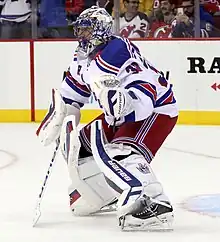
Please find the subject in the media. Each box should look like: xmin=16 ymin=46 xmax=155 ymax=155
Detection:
xmin=73 ymin=6 xmax=113 ymax=56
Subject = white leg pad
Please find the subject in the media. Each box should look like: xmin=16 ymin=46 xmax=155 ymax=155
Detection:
xmin=90 ymin=120 xmax=170 ymax=218
xmin=60 ymin=116 xmax=116 ymax=216
xmin=68 ymin=156 xmax=117 ymax=216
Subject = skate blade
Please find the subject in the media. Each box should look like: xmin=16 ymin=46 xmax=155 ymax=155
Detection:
xmin=90 ymin=205 xmax=116 ymax=215
xmin=120 ymin=212 xmax=174 ymax=232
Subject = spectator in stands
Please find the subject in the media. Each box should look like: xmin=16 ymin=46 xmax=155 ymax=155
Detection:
xmin=171 ymin=0 xmax=214 ymax=37
xmin=0 ymin=0 xmax=31 ymax=39
xmin=118 ymin=0 xmax=149 ymax=38
xmin=148 ymin=0 xmax=176 ymax=38
xmin=200 ymin=0 xmax=220 ymax=36
xmin=97 ymin=0 xmax=114 ymax=15
xmin=0 ymin=1 xmax=4 ymax=35
xmin=119 ymin=0 xmax=154 ymax=16
xmin=66 ymin=0 xmax=84 ymax=24
xmin=39 ymin=0 xmax=79 ymax=38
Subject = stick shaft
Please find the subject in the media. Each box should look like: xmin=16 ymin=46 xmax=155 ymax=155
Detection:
xmin=33 ymin=138 xmax=60 ymax=227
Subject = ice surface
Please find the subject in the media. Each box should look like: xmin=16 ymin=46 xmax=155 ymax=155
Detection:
xmin=0 ymin=124 xmax=220 ymax=242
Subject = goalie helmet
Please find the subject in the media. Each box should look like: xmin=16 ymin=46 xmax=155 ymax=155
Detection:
xmin=73 ymin=6 xmax=113 ymax=56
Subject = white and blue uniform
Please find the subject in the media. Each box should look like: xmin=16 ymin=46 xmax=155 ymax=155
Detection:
xmin=37 ymin=7 xmax=176 ymax=227
xmin=0 ymin=0 xmax=31 ymax=22
xmin=60 ymin=37 xmax=178 ymax=125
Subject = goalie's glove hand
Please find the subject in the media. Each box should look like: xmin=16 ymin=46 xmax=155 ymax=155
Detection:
xmin=99 ymin=87 xmax=134 ymax=119
xmin=36 ymin=89 xmax=80 ymax=146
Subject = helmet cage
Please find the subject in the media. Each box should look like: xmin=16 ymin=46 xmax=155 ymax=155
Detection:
xmin=73 ymin=7 xmax=113 ymax=55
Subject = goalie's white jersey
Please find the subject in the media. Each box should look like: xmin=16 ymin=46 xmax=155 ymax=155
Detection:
xmin=60 ymin=37 xmax=178 ymax=125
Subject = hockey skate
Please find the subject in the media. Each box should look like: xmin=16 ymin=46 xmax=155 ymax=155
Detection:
xmin=119 ymin=195 xmax=174 ymax=231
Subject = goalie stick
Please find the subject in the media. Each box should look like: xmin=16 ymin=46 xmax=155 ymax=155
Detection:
xmin=32 ymin=138 xmax=60 ymax=227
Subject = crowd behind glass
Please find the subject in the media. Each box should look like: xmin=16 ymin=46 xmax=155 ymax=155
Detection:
xmin=0 ymin=0 xmax=219 ymax=39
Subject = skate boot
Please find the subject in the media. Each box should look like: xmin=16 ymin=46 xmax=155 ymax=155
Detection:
xmin=119 ymin=195 xmax=174 ymax=231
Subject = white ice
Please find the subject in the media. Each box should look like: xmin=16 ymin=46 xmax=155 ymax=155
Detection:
xmin=0 ymin=123 xmax=220 ymax=242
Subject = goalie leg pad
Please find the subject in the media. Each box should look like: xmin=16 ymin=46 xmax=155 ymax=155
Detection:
xmin=91 ymin=120 xmax=173 ymax=229
xmin=60 ymin=115 xmax=116 ymax=215
xmin=69 ymin=156 xmax=117 ymax=216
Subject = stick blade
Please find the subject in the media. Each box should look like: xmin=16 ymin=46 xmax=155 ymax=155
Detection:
xmin=32 ymin=205 xmax=41 ymax=227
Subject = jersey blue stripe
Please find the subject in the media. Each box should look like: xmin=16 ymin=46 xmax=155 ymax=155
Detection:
xmin=95 ymin=59 xmax=118 ymax=75
xmin=129 ymin=85 xmax=156 ymax=106
xmin=125 ymin=80 xmax=156 ymax=91
xmin=155 ymin=85 xmax=175 ymax=107
xmin=65 ymin=78 xmax=91 ymax=98
xmin=62 ymin=96 xmax=84 ymax=107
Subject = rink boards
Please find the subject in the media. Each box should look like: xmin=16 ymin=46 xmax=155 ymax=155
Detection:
xmin=0 ymin=40 xmax=220 ymax=124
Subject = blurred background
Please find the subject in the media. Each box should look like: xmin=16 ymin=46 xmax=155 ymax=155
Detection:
xmin=0 ymin=0 xmax=220 ymax=40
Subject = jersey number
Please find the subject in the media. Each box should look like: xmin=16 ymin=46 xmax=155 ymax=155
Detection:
xmin=125 ymin=62 xmax=142 ymax=74
xmin=125 ymin=61 xmax=168 ymax=87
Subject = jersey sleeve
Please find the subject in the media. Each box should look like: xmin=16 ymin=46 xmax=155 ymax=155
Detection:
xmin=60 ymin=53 xmax=91 ymax=108
xmin=92 ymin=37 xmax=132 ymax=76
xmin=123 ymin=74 xmax=176 ymax=122
xmin=123 ymin=80 xmax=156 ymax=122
